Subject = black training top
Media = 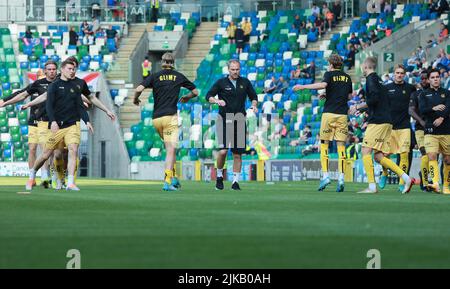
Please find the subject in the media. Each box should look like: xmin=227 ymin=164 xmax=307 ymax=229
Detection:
xmin=322 ymin=70 xmax=353 ymax=115
xmin=418 ymin=87 xmax=450 ymax=135
xmin=384 ymin=81 xmax=416 ymax=129
xmin=26 ymin=78 xmax=54 ymax=124
xmin=206 ymin=76 xmax=257 ymax=117
xmin=46 ymin=78 xmax=89 ymax=129
xmin=365 ymin=72 xmax=392 ymax=125
xmin=141 ymin=68 xmax=196 ymax=119
xmin=409 ymin=87 xmax=428 ymax=131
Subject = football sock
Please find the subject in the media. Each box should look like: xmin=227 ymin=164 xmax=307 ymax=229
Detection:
xmin=320 ymin=143 xmax=329 ymax=177
xmin=337 ymin=145 xmax=346 ymax=180
xmin=421 ymin=155 xmax=429 ymax=186
xmin=363 ymin=154 xmax=375 ymax=184
xmin=164 ymin=169 xmax=173 ymax=184
xmin=398 ymin=152 xmax=409 ymax=185
xmin=429 ymin=160 xmax=440 ymax=186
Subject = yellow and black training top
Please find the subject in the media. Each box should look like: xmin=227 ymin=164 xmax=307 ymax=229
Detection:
xmin=141 ymin=68 xmax=196 ymax=119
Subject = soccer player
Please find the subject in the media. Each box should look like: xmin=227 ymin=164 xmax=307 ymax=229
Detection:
xmin=206 ymin=59 xmax=258 ymax=191
xmin=409 ymin=70 xmax=430 ymax=191
xmin=25 ymin=59 xmax=94 ymax=191
xmin=133 ymin=52 xmax=198 ymax=191
xmin=293 ymin=54 xmax=352 ymax=192
xmin=350 ymin=57 xmax=414 ymax=194
xmin=379 ymin=64 xmax=416 ymax=192
xmin=22 ymin=56 xmax=116 ymax=188
xmin=418 ymin=68 xmax=450 ymax=194
xmin=0 ymin=60 xmax=58 ymax=188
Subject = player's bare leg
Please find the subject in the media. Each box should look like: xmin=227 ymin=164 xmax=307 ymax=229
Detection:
xmin=215 ymin=149 xmax=228 ymax=190
xmin=66 ymin=144 xmax=80 ymax=191
xmin=26 ymin=148 xmax=54 ymax=190
xmin=231 ymin=152 xmax=242 ymax=190
xmin=26 ymin=143 xmax=38 ymax=189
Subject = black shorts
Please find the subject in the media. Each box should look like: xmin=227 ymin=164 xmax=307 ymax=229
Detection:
xmin=236 ymin=41 xmax=244 ymax=49
xmin=216 ymin=115 xmax=247 ymax=154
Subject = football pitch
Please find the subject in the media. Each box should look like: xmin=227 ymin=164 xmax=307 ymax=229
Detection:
xmin=1 ymin=177 xmax=450 ymax=269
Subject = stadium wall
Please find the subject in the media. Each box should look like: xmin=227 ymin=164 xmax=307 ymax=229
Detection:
xmin=88 ymin=75 xmax=130 ymax=179
xmin=129 ymin=28 xmax=149 ymax=85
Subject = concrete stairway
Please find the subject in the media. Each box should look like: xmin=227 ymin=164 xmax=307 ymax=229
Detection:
xmin=106 ymin=24 xmax=155 ymax=130
xmin=177 ymin=22 xmax=218 ymax=81
xmin=305 ymin=19 xmax=355 ymax=80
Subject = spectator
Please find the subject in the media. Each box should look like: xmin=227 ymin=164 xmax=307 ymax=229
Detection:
xmin=314 ymin=16 xmax=325 ymax=37
xmin=406 ymin=52 xmax=418 ymax=72
xmin=311 ymin=3 xmax=321 ymax=17
xmin=345 ymin=44 xmax=356 ymax=70
xmin=81 ymin=21 xmax=92 ymax=35
xmin=274 ymin=76 xmax=289 ymax=94
xmin=426 ymin=33 xmax=438 ymax=49
xmin=142 ymin=56 xmax=152 ymax=81
xmin=369 ymin=30 xmax=379 ymax=44
xmin=106 ymin=25 xmax=119 ymax=47
xmin=322 ymin=3 xmax=330 ymax=18
xmin=242 ymin=18 xmax=252 ymax=45
xmin=332 ymin=0 xmax=342 ymax=24
xmin=25 ymin=27 xmax=33 ymax=39
xmin=384 ymin=1 xmax=392 ymax=13
xmin=227 ymin=21 xmax=237 ymax=44
xmin=359 ymin=32 xmax=370 ymax=48
xmin=262 ymin=96 xmax=276 ymax=122
xmin=270 ymin=118 xmax=287 ymax=140
xmin=306 ymin=19 xmax=314 ymax=30
xmin=291 ymin=64 xmax=302 ymax=79
xmin=416 ymin=46 xmax=426 ymax=60
xmin=293 ymin=14 xmax=302 ymax=30
xmin=291 ymin=125 xmax=313 ymax=146
xmin=432 ymin=48 xmax=447 ymax=69
xmin=439 ymin=22 xmax=449 ymax=43
xmin=68 ymin=26 xmax=79 ymax=46
xmin=431 ymin=0 xmax=450 ymax=15
xmin=91 ymin=16 xmax=100 ymax=34
xmin=382 ymin=74 xmax=392 ymax=85
xmin=235 ymin=24 xmax=245 ymax=54
xmin=325 ymin=9 xmax=334 ymax=31
xmin=349 ymin=33 xmax=360 ymax=48
xmin=377 ymin=18 xmax=387 ymax=33
xmin=264 ymin=76 xmax=279 ymax=93
xmin=302 ymin=61 xmax=316 ymax=82
xmin=150 ymin=0 xmax=160 ymax=23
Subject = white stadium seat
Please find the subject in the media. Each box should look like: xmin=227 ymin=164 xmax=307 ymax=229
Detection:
xmin=124 ymin=132 xmax=134 ymax=142
xmin=8 ymin=118 xmax=19 ymax=127
xmin=0 ymin=133 xmax=11 ymax=142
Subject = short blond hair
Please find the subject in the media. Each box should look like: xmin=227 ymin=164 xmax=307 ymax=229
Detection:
xmin=364 ymin=56 xmax=377 ymax=70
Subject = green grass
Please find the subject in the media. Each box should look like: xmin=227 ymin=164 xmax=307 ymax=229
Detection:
xmin=1 ymin=177 xmax=450 ymax=268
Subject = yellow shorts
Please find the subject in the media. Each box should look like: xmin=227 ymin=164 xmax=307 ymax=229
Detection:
xmin=415 ymin=130 xmax=425 ymax=149
xmin=46 ymin=124 xmax=80 ymax=150
xmin=384 ymin=128 xmax=411 ymax=154
xmin=319 ymin=113 xmax=348 ymax=142
xmin=28 ymin=125 xmax=39 ymax=144
xmin=424 ymin=134 xmax=450 ymax=155
xmin=362 ymin=123 xmax=392 ymax=152
xmin=37 ymin=121 xmax=50 ymax=144
xmin=153 ymin=115 xmax=179 ymax=144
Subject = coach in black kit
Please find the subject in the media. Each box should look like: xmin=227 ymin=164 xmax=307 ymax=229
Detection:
xmin=206 ymin=59 xmax=258 ymax=191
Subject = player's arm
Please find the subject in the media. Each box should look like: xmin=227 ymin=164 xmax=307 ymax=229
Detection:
xmin=22 ymin=92 xmax=47 ymax=110
xmin=80 ymin=104 xmax=94 ymax=134
xmin=82 ymin=94 xmax=115 ymax=121
xmin=246 ymin=79 xmax=259 ymax=113
xmin=365 ymin=77 xmax=380 ymax=106
xmin=206 ymin=80 xmax=226 ymax=106
xmin=1 ymin=90 xmax=30 ymax=107
xmin=179 ymin=88 xmax=199 ymax=103
xmin=46 ymin=85 xmax=58 ymax=133
xmin=409 ymin=93 xmax=426 ymax=127
xmin=179 ymin=76 xmax=199 ymax=103
xmin=293 ymin=82 xmax=327 ymax=91
xmin=134 ymin=75 xmax=153 ymax=105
